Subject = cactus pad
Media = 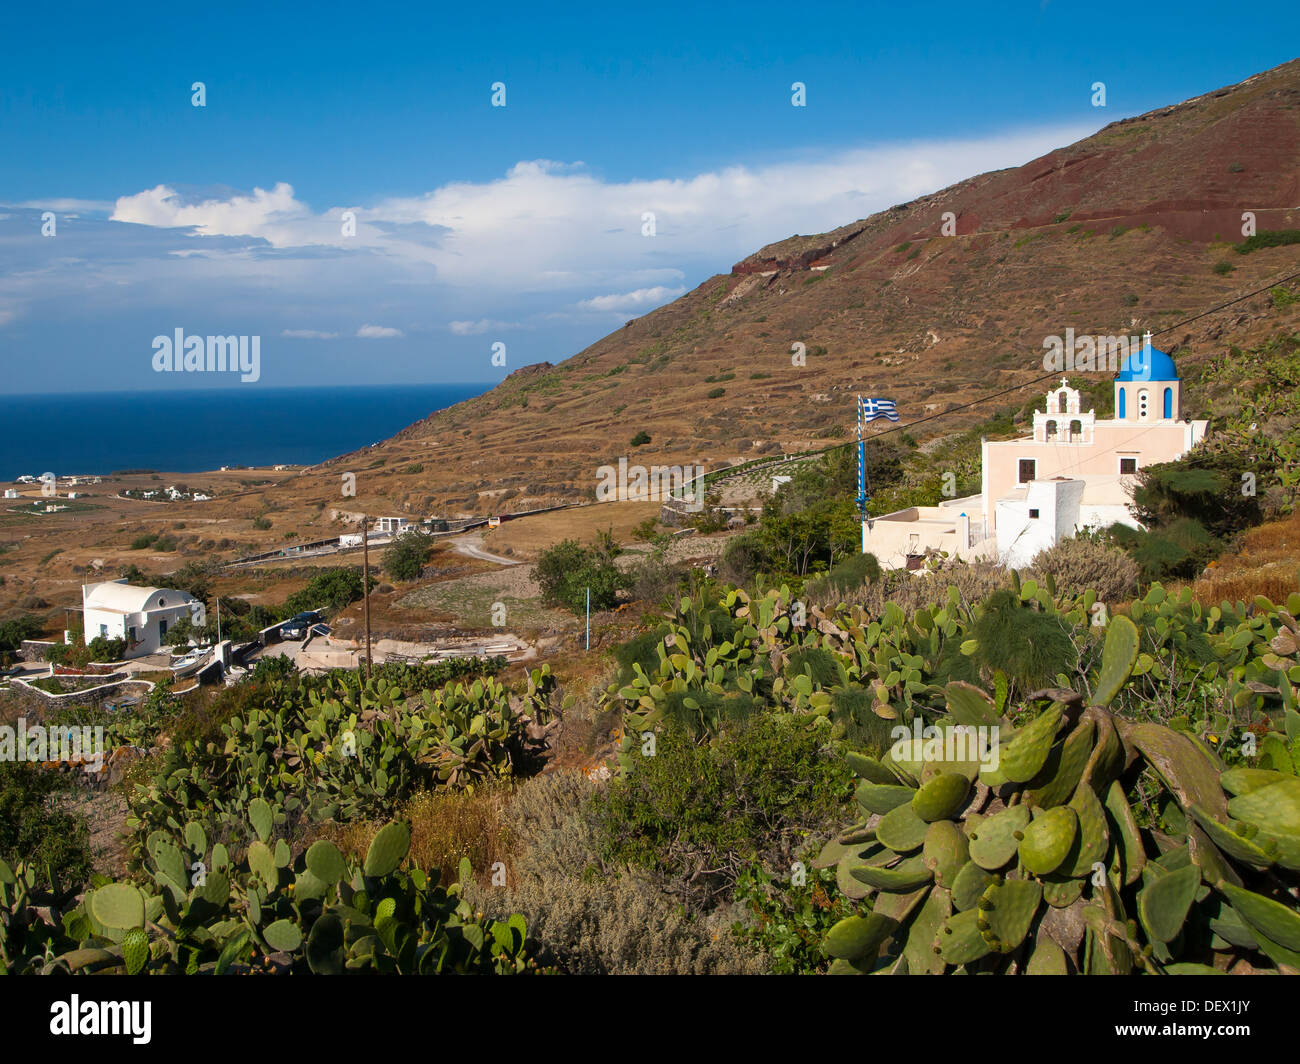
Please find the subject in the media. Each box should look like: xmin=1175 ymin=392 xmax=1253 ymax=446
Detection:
xmin=922 ymin=820 xmax=970 ymax=888
xmin=877 ymin=802 xmax=929 ymax=852
xmin=977 ymin=879 xmax=1042 ymax=953
xmin=1018 ymin=805 xmax=1078 ymax=875
xmin=306 ymin=840 xmax=348 ymax=883
xmin=364 ymin=820 xmax=411 ymax=877
xmin=1137 ymin=863 xmax=1201 ymax=943
xmin=912 ymin=772 xmax=971 ymax=822
xmin=999 ymin=704 xmax=1063 ymax=783
xmin=825 ymin=912 xmax=896 ymax=961
xmin=968 ymin=804 xmax=1031 ymax=870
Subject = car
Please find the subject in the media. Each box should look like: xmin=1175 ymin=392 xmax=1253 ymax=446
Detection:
xmin=279 ymin=611 xmax=324 ymax=640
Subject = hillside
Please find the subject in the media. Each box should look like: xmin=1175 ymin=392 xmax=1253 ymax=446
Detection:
xmin=285 ymin=57 xmax=1300 ymax=521
xmin=2 ymin=59 xmax=1298 ymax=617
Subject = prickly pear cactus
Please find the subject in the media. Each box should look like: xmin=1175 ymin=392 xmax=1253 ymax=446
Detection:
xmin=821 ymin=617 xmax=1300 ymax=974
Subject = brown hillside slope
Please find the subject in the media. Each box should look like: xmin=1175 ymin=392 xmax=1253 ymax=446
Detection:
xmin=245 ymin=59 xmax=1300 ymax=522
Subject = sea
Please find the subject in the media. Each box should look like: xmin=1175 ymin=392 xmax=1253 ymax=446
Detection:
xmin=0 ymin=383 xmax=493 ymax=481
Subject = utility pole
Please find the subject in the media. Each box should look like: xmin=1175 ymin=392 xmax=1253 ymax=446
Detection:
xmin=362 ymin=515 xmax=373 ymax=679
xmin=585 ymin=586 xmax=591 ymax=651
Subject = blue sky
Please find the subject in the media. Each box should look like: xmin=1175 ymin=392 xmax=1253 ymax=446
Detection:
xmin=1 ymin=1 xmax=1295 ymax=394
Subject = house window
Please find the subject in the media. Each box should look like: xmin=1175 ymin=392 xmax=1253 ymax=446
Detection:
xmin=1119 ymin=457 xmax=1138 ymax=475
xmin=1029 ymin=509 xmax=1040 ymax=519
xmin=1018 ymin=459 xmax=1036 ymax=484
xmin=1163 ymin=387 xmax=1173 ymax=418
xmin=99 ymin=623 xmax=108 ymax=638
xmin=1118 ymin=389 xmax=1126 ymax=418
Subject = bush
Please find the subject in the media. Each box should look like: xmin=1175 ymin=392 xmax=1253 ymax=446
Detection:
xmin=533 ymin=532 xmax=626 ymax=614
xmin=804 ymin=552 xmax=881 ymax=603
xmin=282 ymin=567 xmax=367 ymax=616
xmin=383 ymin=529 xmax=432 ymax=582
xmin=630 ymin=431 xmax=651 ymax=446
xmin=252 ymin=515 xmax=272 ymax=531
xmin=631 ymin=517 xmax=659 ymax=542
xmin=463 ymin=772 xmax=767 ymax=974
xmin=591 ymin=714 xmax=853 ymax=910
xmin=0 ymin=763 xmax=93 ymax=891
xmin=1028 ymin=536 xmax=1140 ymax=603
xmin=0 ymin=614 xmax=44 ymax=655
xmin=969 ymin=588 xmax=1077 ymax=693
xmin=706 ymin=387 xmax=726 ymax=399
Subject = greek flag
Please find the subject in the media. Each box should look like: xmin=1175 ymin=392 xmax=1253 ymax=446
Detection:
xmin=858 ymin=397 xmax=899 ymax=423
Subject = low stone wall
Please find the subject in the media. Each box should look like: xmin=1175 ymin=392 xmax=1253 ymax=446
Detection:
xmin=9 ymin=675 xmax=152 ymax=708
xmin=18 ymin=640 xmax=60 ymax=664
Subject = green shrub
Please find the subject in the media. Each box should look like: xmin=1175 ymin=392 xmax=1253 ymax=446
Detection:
xmin=592 ymin=714 xmax=853 ymax=910
xmin=630 ymin=431 xmax=651 ymax=447
xmin=0 ymin=764 xmax=93 ymax=891
xmin=383 ymin=529 xmax=432 ymax=582
xmin=969 ymin=588 xmax=1076 ymax=692
xmin=706 ymin=387 xmax=726 ymax=399
xmin=804 ymin=552 xmax=881 ymax=603
xmin=532 ymin=531 xmax=626 ymax=614
xmin=1235 ymin=228 xmax=1300 ymax=253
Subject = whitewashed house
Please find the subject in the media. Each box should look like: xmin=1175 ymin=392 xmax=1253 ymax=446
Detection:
xmin=81 ymin=579 xmax=200 ymax=657
xmin=865 ymin=339 xmax=1209 ymax=570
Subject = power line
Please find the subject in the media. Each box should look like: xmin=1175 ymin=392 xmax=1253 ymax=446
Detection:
xmin=774 ymin=266 xmax=1300 ymax=467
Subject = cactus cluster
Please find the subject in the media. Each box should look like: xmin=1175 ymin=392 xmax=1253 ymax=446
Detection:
xmin=1 ymin=808 xmax=534 ymax=975
xmin=126 ymin=665 xmax=556 ymax=865
xmin=820 ymin=616 xmax=1300 ymax=973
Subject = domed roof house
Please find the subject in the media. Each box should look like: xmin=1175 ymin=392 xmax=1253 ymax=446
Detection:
xmin=81 ymin=579 xmax=201 ymax=657
xmin=863 ymin=334 xmax=1209 ymax=570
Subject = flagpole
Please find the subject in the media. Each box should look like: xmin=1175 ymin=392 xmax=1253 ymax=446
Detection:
xmin=858 ymin=396 xmax=868 ymax=554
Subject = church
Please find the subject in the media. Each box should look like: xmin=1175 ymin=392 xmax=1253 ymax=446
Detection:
xmin=863 ymin=335 xmax=1210 ymax=570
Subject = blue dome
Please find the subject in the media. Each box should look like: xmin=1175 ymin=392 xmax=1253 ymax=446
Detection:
xmin=1117 ymin=343 xmax=1179 ymax=381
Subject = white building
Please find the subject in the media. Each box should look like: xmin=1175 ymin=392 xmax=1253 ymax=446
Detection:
xmin=865 ymin=338 xmax=1209 ymax=570
xmin=374 ymin=516 xmax=410 ymax=535
xmin=81 ymin=579 xmax=201 ymax=657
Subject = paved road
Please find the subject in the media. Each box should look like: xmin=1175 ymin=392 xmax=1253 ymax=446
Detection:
xmin=452 ymin=534 xmax=520 ymax=566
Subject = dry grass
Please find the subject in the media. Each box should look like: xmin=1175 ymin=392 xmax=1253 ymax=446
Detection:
xmin=1189 ymin=511 xmax=1300 ymax=606
xmin=481 ymin=501 xmax=662 ymax=561
xmin=321 ymin=781 xmax=518 ymax=888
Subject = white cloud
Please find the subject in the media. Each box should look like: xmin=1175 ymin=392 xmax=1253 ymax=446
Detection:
xmin=448 ymin=318 xmax=523 ymax=335
xmin=356 ymin=324 xmax=403 ymax=338
xmin=282 ymin=329 xmax=339 ymax=339
xmin=576 ymin=286 xmax=686 ymax=314
xmin=4 ymin=198 xmax=116 ymax=213
xmin=111 ymin=183 xmax=311 ymax=245
xmin=98 ymin=121 xmax=1097 ymax=299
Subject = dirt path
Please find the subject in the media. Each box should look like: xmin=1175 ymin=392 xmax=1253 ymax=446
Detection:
xmin=452 ymin=534 xmax=520 ymax=566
